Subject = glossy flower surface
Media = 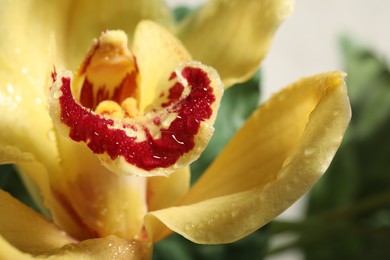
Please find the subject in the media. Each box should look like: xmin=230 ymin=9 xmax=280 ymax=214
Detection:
xmin=0 ymin=0 xmax=351 ymax=259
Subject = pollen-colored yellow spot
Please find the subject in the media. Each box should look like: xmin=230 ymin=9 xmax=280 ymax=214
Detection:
xmin=121 ymin=97 xmax=140 ymax=118
xmin=95 ymin=98 xmax=140 ymax=119
xmin=95 ymin=101 xmax=124 ymax=118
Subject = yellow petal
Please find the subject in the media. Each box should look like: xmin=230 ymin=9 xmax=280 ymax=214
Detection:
xmin=0 ymin=0 xmax=68 ymax=166
xmin=66 ymin=0 xmax=175 ymax=69
xmin=145 ymin=72 xmax=351 ymax=243
xmin=15 ymin=161 xmax=98 ymax=242
xmin=147 ymin=167 xmax=190 ymax=212
xmin=0 ymin=234 xmax=152 ymax=260
xmin=132 ymin=20 xmax=191 ymax=112
xmin=47 ymin=136 xmax=148 ymax=240
xmin=177 ymin=0 xmax=294 ymax=87
xmin=0 ymin=189 xmax=75 ymax=255
xmin=41 ymin=236 xmax=152 ymax=259
xmin=0 ymin=1 xmax=90 ymax=239
xmin=0 ymin=236 xmax=33 ymax=259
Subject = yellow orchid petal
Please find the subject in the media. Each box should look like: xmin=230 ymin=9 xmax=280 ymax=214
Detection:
xmin=132 ymin=20 xmax=192 ymax=112
xmin=0 ymin=236 xmax=33 ymax=259
xmin=0 ymin=234 xmax=152 ymax=260
xmin=0 ymin=0 xmax=69 ymax=166
xmin=145 ymin=72 xmax=351 ymax=243
xmin=15 ymin=161 xmax=98 ymax=241
xmin=47 ymin=136 xmax=148 ymax=240
xmin=66 ymin=0 xmax=174 ymax=68
xmin=177 ymin=0 xmax=294 ymax=87
xmin=0 ymin=1 xmax=87 ymax=236
xmin=40 ymin=236 xmax=152 ymax=259
xmin=147 ymin=167 xmax=190 ymax=212
xmin=0 ymin=189 xmax=75 ymax=255
xmin=0 ymin=71 xmax=58 ymax=167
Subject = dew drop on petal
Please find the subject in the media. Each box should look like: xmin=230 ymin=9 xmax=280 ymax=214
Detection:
xmin=35 ymin=98 xmax=42 ymax=105
xmin=184 ymin=222 xmax=194 ymax=231
xmin=53 ymin=89 xmax=63 ymax=99
xmin=21 ymin=67 xmax=29 ymax=74
xmin=304 ymin=147 xmax=316 ymax=156
xmin=47 ymin=130 xmax=56 ymax=141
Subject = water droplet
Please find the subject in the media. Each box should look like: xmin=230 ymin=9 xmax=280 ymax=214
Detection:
xmin=184 ymin=222 xmax=194 ymax=231
xmin=304 ymin=147 xmax=315 ymax=156
xmin=197 ymin=221 xmax=206 ymax=230
xmin=53 ymin=90 xmax=62 ymax=99
xmin=96 ymin=220 xmax=103 ymax=227
xmin=333 ymin=110 xmax=340 ymax=117
xmin=211 ymin=212 xmax=221 ymax=223
xmin=35 ymin=98 xmax=42 ymax=105
xmin=231 ymin=209 xmax=239 ymax=218
xmin=171 ymin=134 xmax=184 ymax=145
xmin=47 ymin=130 xmax=56 ymax=141
xmin=6 ymin=84 xmax=14 ymax=94
xmin=101 ymin=208 xmax=108 ymax=216
xmin=21 ymin=67 xmax=29 ymax=74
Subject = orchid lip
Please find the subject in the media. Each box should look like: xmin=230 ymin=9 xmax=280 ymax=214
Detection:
xmin=49 ymin=61 xmax=223 ymax=176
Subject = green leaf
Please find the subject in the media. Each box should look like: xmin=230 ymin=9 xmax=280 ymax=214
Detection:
xmin=174 ymin=6 xmax=193 ymax=23
xmin=341 ymin=36 xmax=390 ymax=139
xmin=0 ymin=164 xmax=40 ymax=212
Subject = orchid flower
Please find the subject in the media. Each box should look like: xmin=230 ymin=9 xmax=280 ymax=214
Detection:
xmin=0 ymin=0 xmax=351 ymax=259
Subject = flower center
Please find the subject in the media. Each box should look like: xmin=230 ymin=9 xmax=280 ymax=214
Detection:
xmin=49 ymin=30 xmax=223 ymax=177
xmin=75 ymin=30 xmax=140 ymax=118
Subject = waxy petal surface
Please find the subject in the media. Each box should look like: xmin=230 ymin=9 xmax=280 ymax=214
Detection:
xmin=0 ymin=234 xmax=152 ymax=260
xmin=0 ymin=1 xmax=93 ymax=238
xmin=147 ymin=167 xmax=190 ymax=212
xmin=0 ymin=190 xmax=75 ymax=255
xmin=48 ymin=137 xmax=148 ymax=240
xmin=0 ymin=0 xmax=67 ymax=166
xmin=146 ymin=72 xmax=351 ymax=243
xmin=177 ymin=0 xmax=294 ymax=87
xmin=132 ymin=21 xmax=192 ymax=112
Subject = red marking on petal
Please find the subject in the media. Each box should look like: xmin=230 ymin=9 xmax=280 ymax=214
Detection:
xmin=79 ymin=41 xmax=100 ymax=75
xmin=162 ymin=82 xmax=184 ymax=107
xmin=153 ymin=117 xmax=161 ymax=126
xmin=79 ymin=70 xmax=138 ymax=110
xmin=57 ymin=66 xmax=215 ymax=171
xmin=51 ymin=66 xmax=57 ymax=83
xmin=169 ymin=72 xmax=177 ymax=81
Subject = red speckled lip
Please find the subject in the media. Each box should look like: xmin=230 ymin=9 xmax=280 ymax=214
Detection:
xmin=55 ymin=66 xmax=216 ymax=171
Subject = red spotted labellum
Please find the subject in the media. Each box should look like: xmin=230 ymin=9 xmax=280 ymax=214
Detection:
xmin=49 ymin=30 xmax=224 ymax=177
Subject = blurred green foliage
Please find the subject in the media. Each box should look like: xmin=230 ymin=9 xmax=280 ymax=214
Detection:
xmin=0 ymin=164 xmax=39 ymax=212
